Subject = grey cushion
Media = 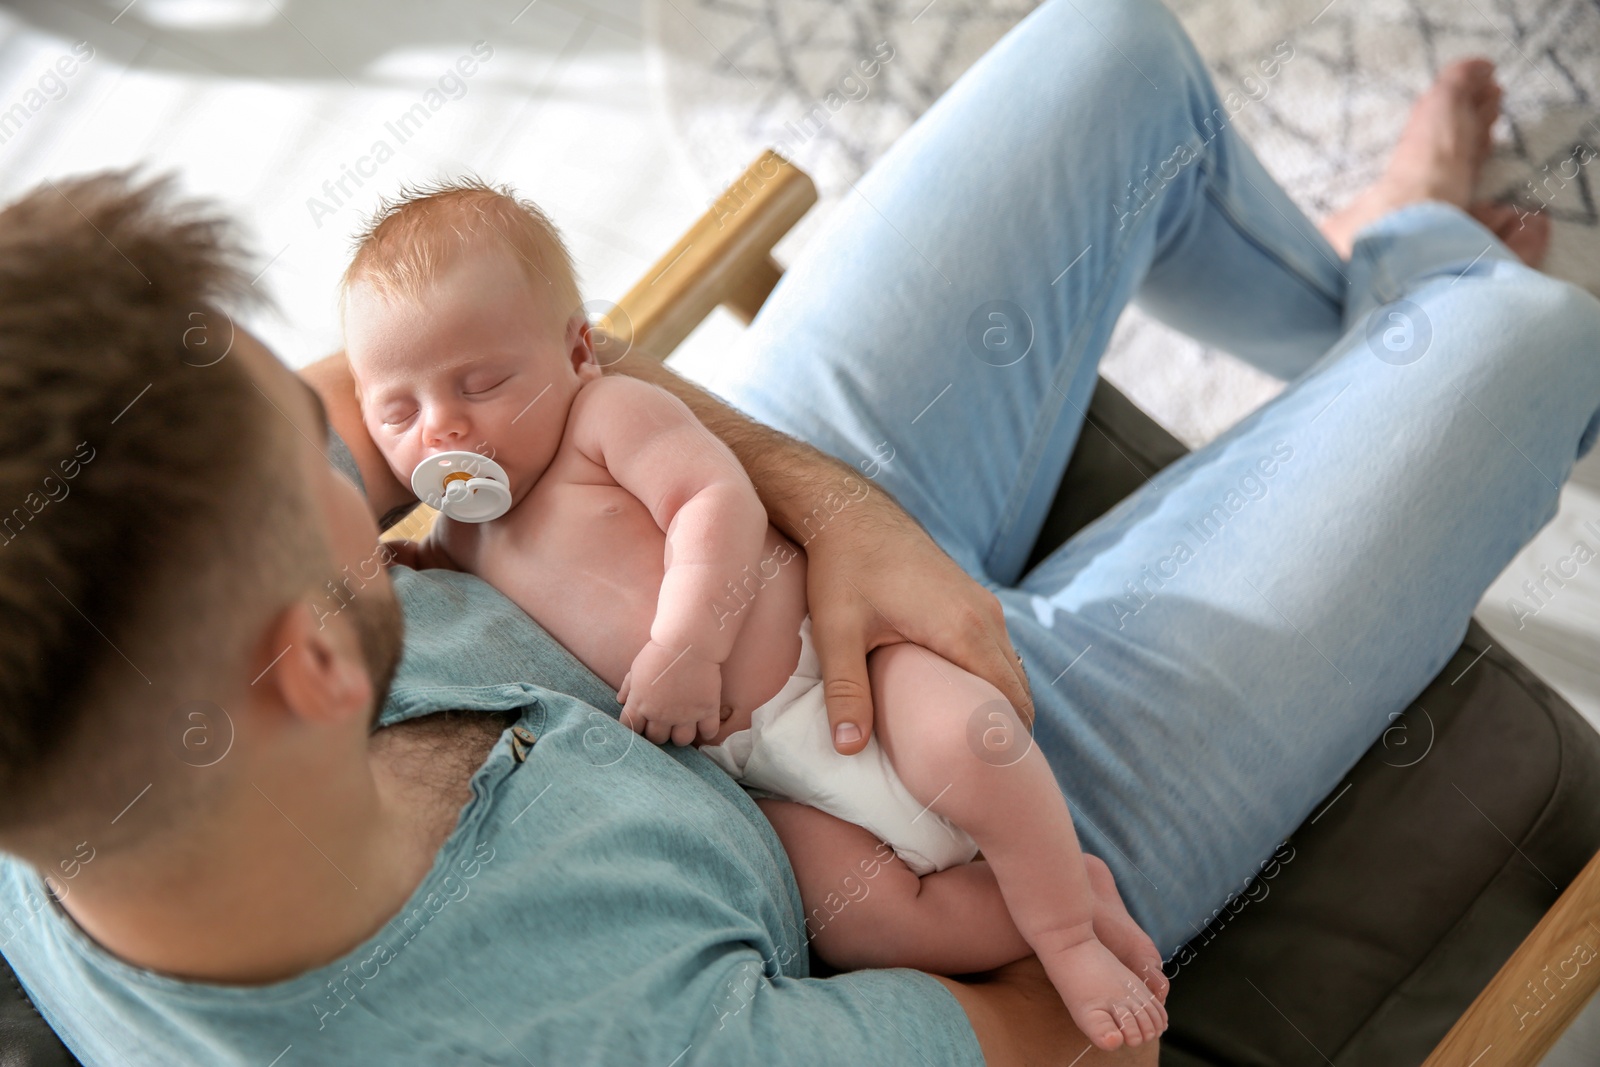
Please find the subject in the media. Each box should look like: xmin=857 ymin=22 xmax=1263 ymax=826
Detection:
xmin=1157 ymin=619 xmax=1600 ymax=1065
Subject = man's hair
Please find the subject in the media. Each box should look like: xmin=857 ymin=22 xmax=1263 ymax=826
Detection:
xmin=0 ymin=172 xmax=328 ymax=838
xmin=341 ymin=177 xmax=582 ymax=326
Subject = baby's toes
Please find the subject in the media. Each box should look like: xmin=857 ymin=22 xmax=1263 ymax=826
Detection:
xmin=1135 ymin=998 xmax=1164 ymax=1045
xmin=1079 ymin=1007 xmax=1125 ymax=1051
xmin=1133 ymin=951 xmax=1170 ymax=1002
xmin=1132 ymin=996 xmax=1164 ymax=1044
xmin=1115 ymin=1001 xmax=1147 ymax=1047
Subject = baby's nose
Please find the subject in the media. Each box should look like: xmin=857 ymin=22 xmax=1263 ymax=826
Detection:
xmin=422 ymin=409 xmax=470 ymax=447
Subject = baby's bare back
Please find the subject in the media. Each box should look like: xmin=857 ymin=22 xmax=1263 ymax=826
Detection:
xmin=443 ymin=431 xmax=810 ymax=739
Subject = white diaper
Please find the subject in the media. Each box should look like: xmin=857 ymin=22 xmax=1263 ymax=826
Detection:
xmin=698 ymin=616 xmax=979 ymax=877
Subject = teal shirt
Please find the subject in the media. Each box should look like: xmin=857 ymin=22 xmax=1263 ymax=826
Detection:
xmin=0 ymin=563 xmax=983 ymax=1065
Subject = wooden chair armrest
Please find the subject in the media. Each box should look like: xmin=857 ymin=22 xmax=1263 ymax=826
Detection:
xmin=1424 ymin=846 xmax=1600 ymax=1065
xmin=602 ymin=148 xmax=816 ymax=360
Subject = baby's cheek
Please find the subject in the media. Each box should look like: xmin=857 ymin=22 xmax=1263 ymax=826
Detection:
xmin=373 ymin=427 xmax=418 ymax=485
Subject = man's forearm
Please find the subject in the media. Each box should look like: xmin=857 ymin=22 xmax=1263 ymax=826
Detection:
xmin=605 ymin=341 xmax=1038 ymax=737
xmin=606 ymin=352 xmax=891 ymax=547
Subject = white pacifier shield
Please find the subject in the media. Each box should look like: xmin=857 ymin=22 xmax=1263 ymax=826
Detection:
xmin=411 ymin=451 xmax=512 ymax=523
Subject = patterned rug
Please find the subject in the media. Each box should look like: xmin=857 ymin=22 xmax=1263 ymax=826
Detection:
xmin=645 ymin=0 xmax=1600 ymax=447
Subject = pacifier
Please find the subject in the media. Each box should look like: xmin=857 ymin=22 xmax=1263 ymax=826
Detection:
xmin=410 ymin=451 xmax=513 ymax=523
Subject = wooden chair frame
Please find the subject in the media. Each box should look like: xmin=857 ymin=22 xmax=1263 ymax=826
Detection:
xmin=619 ymin=150 xmax=1600 ymax=1065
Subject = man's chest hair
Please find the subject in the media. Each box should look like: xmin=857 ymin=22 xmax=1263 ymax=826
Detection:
xmin=370 ymin=708 xmax=520 ymax=831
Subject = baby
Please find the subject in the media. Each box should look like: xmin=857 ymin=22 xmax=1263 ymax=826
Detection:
xmin=341 ymin=181 xmax=1168 ymax=1050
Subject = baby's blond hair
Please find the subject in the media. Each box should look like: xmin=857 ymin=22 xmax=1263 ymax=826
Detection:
xmin=342 ymin=178 xmax=582 ymax=327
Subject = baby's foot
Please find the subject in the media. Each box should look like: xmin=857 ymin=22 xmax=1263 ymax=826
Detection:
xmin=1085 ymin=855 xmax=1169 ymax=1003
xmin=1035 ymin=926 xmax=1168 ymax=1050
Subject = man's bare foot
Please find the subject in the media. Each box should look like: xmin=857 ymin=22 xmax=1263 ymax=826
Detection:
xmin=1319 ymin=57 xmax=1550 ymax=267
xmin=1468 ymin=199 xmax=1553 ymax=266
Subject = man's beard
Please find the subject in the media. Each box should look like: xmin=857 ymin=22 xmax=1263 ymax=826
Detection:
xmin=347 ymin=574 xmax=405 ymax=729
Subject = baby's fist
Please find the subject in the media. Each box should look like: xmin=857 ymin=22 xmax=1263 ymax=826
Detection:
xmin=618 ymin=641 xmax=723 ymax=746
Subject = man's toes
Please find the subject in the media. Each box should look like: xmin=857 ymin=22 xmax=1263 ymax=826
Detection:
xmin=1473 ymin=70 xmax=1501 ymax=110
xmin=1471 ymin=201 xmax=1552 ymax=267
xmin=1527 ymin=211 xmax=1553 ymax=245
xmin=1505 ymin=212 xmax=1553 ymax=268
xmin=1439 ymin=57 xmax=1500 ymax=127
xmin=1468 ymin=200 xmax=1515 ymax=233
xmin=1443 ymin=56 xmax=1496 ymax=91
xmin=1479 ymin=84 xmax=1501 ymax=145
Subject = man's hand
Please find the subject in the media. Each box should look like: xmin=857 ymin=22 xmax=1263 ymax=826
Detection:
xmin=607 ymin=351 xmax=1034 ymax=756
xmin=802 ymin=479 xmax=1034 ymax=755
xmin=617 ymin=640 xmax=723 ymax=746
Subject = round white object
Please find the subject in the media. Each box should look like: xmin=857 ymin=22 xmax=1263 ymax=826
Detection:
xmin=410 ymin=451 xmax=513 ymax=523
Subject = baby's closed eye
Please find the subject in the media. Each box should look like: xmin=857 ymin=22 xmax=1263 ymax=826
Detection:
xmin=462 ymin=373 xmax=511 ymax=396
xmin=359 ymin=383 xmax=417 ymax=429
xmin=379 ymin=403 xmax=418 ymax=428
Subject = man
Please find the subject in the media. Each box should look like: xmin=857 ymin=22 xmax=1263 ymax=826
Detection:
xmin=5 ymin=0 xmax=1600 ymax=1063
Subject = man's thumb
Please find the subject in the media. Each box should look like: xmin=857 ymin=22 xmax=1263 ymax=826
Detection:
xmin=812 ymin=624 xmax=875 ymax=755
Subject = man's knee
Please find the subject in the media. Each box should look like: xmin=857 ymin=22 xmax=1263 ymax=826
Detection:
xmin=1010 ymin=0 xmax=1202 ymax=111
xmin=1472 ymin=265 xmax=1600 ymax=385
xmin=1537 ymin=274 xmax=1600 ymax=349
xmin=1035 ymin=0 xmax=1190 ymax=61
xmin=1405 ymin=261 xmax=1600 ymax=395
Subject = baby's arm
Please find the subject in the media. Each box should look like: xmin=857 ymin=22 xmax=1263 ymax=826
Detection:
xmin=569 ymin=375 xmax=769 ymax=746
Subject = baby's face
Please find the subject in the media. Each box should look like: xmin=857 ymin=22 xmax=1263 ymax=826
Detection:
xmin=344 ymin=249 xmax=597 ymax=501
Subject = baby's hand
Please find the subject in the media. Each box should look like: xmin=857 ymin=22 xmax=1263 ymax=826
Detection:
xmin=617 ymin=640 xmax=724 ymax=747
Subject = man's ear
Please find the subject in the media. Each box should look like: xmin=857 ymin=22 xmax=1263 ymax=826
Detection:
xmin=567 ymin=314 xmax=601 ymax=382
xmin=256 ymin=601 xmax=374 ymax=727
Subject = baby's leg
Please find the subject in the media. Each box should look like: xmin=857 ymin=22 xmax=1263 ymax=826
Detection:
xmin=754 ymin=797 xmax=1031 ymax=974
xmin=866 ymin=642 xmax=1168 ymax=1051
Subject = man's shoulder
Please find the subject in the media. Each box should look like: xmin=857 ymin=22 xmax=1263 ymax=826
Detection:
xmin=0 ymin=694 xmax=811 ymax=1060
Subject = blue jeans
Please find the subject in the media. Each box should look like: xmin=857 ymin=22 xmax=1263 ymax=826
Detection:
xmin=700 ymin=0 xmax=1600 ymax=957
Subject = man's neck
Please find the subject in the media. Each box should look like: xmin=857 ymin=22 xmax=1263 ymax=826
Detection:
xmin=47 ymin=729 xmax=445 ymax=985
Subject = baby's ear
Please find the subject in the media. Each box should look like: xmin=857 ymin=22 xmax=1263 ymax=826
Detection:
xmin=567 ymin=313 xmax=601 ymax=379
